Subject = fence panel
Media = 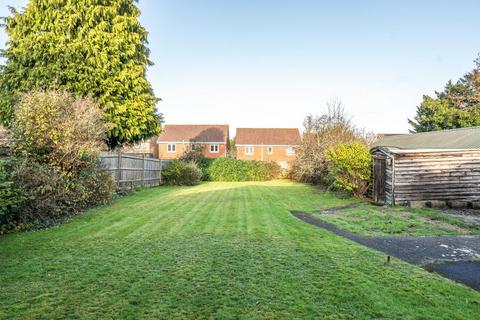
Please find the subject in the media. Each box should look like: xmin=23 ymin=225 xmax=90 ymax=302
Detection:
xmin=100 ymin=152 xmax=163 ymax=189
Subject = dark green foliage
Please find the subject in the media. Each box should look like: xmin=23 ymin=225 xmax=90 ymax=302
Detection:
xmin=14 ymin=160 xmax=79 ymax=222
xmin=409 ymin=56 xmax=480 ymax=132
xmin=179 ymin=146 xmax=214 ymax=180
xmin=162 ymin=160 xmax=203 ymax=186
xmin=0 ymin=157 xmax=27 ymax=227
xmin=228 ymin=137 xmax=237 ymax=157
xmin=74 ymin=160 xmax=117 ymax=207
xmin=207 ymin=158 xmax=281 ymax=182
xmin=196 ymin=157 xmax=215 ymax=181
xmin=1 ymin=157 xmax=115 ymax=229
xmin=0 ymin=0 xmax=162 ymax=148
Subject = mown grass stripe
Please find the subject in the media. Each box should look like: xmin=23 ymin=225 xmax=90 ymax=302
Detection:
xmin=1 ymin=181 xmax=479 ymax=319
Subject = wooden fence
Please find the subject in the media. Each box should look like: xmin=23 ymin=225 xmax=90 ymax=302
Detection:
xmin=100 ymin=152 xmax=166 ymax=189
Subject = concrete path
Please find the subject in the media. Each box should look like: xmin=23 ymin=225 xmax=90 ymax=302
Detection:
xmin=292 ymin=212 xmax=480 ymax=290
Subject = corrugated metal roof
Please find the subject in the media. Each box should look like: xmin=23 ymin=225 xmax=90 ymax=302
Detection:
xmin=372 ymin=126 xmax=480 ymax=150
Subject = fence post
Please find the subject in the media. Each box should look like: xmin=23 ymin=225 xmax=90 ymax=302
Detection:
xmin=117 ymin=151 xmax=122 ymax=187
xmin=159 ymin=160 xmax=162 ymax=185
xmin=141 ymin=154 xmax=146 ymax=187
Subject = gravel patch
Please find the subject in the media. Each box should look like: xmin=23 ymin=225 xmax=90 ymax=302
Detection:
xmin=439 ymin=208 xmax=480 ymax=225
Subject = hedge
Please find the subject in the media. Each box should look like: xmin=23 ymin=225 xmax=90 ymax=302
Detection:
xmin=207 ymin=158 xmax=280 ymax=182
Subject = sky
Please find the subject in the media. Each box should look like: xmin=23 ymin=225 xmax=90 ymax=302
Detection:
xmin=1 ymin=0 xmax=479 ymax=135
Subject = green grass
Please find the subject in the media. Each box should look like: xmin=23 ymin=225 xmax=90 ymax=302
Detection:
xmin=316 ymin=204 xmax=480 ymax=237
xmin=0 ymin=181 xmax=479 ymax=319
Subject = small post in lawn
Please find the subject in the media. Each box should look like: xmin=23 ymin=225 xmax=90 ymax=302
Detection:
xmin=385 ymin=255 xmax=391 ymax=266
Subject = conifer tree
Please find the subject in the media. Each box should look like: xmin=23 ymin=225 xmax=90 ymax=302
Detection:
xmin=409 ymin=56 xmax=480 ymax=132
xmin=0 ymin=0 xmax=161 ymax=148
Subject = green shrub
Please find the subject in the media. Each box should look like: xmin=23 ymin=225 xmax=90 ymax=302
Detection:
xmin=0 ymin=158 xmax=27 ymax=226
xmin=0 ymin=90 xmax=116 ymax=232
xmin=196 ymin=157 xmax=214 ymax=180
xmin=71 ymin=159 xmax=117 ymax=208
xmin=264 ymin=161 xmax=282 ymax=180
xmin=291 ymin=103 xmax=372 ymax=184
xmin=162 ymin=160 xmax=203 ymax=186
xmin=179 ymin=147 xmax=214 ymax=181
xmin=14 ymin=161 xmax=77 ymax=222
xmin=11 ymin=90 xmax=107 ymax=173
xmin=11 ymin=158 xmax=115 ymax=225
xmin=207 ymin=158 xmax=281 ymax=182
xmin=326 ymin=142 xmax=372 ymax=197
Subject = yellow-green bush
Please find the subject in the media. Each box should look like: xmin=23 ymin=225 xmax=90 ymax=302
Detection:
xmin=326 ymin=142 xmax=372 ymax=197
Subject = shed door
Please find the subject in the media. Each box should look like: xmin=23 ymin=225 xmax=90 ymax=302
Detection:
xmin=373 ymin=157 xmax=386 ymax=205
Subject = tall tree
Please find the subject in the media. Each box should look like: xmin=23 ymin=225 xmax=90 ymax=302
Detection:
xmin=0 ymin=0 xmax=162 ymax=148
xmin=409 ymin=56 xmax=480 ymax=132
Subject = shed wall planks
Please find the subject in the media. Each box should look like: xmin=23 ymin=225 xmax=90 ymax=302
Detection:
xmin=371 ymin=149 xmax=480 ymax=206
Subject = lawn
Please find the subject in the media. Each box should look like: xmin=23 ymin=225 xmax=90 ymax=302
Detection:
xmin=1 ymin=181 xmax=479 ymax=319
xmin=315 ymin=204 xmax=480 ymax=237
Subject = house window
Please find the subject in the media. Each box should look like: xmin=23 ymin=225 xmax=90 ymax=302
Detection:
xmin=245 ymin=146 xmax=254 ymax=155
xmin=267 ymin=146 xmax=273 ymax=155
xmin=210 ymin=144 xmax=219 ymax=153
xmin=167 ymin=144 xmax=176 ymax=153
xmin=286 ymin=147 xmax=295 ymax=156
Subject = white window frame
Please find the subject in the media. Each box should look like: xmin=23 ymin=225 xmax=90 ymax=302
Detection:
xmin=267 ymin=146 xmax=273 ymax=155
xmin=245 ymin=146 xmax=254 ymax=156
xmin=167 ymin=144 xmax=176 ymax=153
xmin=210 ymin=143 xmax=219 ymax=153
xmin=286 ymin=146 xmax=295 ymax=156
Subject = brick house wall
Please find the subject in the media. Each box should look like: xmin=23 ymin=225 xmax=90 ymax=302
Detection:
xmin=236 ymin=145 xmax=296 ymax=169
xmin=158 ymin=142 xmax=227 ymax=160
xmin=156 ymin=124 xmax=230 ymax=160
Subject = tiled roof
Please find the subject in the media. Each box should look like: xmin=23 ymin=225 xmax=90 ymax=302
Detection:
xmin=236 ymin=128 xmax=301 ymax=145
xmin=157 ymin=125 xmax=229 ymax=143
xmin=372 ymin=126 xmax=480 ymax=150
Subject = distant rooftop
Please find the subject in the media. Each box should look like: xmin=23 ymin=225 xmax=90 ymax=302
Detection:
xmin=372 ymin=126 xmax=480 ymax=150
xmin=236 ymin=128 xmax=301 ymax=145
xmin=157 ymin=124 xmax=229 ymax=143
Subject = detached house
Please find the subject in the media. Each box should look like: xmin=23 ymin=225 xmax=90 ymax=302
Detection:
xmin=157 ymin=124 xmax=229 ymax=160
xmin=236 ymin=128 xmax=301 ymax=169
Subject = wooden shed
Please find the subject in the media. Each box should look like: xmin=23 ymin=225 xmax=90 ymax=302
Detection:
xmin=371 ymin=127 xmax=480 ymax=207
